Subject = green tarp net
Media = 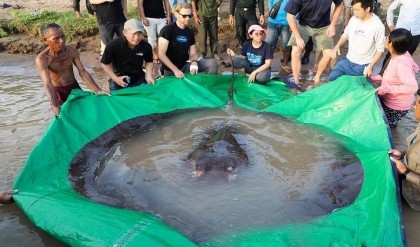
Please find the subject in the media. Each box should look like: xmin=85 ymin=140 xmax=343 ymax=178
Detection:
xmin=13 ymin=74 xmax=404 ymax=246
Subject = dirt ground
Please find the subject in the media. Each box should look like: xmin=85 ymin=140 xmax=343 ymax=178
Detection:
xmin=0 ymin=0 xmax=238 ymax=54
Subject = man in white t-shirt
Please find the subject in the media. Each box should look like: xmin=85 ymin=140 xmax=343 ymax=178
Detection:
xmin=328 ymin=0 xmax=384 ymax=81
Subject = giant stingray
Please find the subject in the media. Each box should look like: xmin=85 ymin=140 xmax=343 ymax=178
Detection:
xmin=187 ymin=126 xmax=248 ymax=180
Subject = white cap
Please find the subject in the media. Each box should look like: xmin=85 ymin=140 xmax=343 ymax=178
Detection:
xmin=124 ymin=19 xmax=145 ymax=34
xmin=248 ymin=25 xmax=267 ymax=34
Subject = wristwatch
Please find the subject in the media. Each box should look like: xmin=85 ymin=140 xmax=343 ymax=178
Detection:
xmin=402 ymin=169 xmax=410 ymax=179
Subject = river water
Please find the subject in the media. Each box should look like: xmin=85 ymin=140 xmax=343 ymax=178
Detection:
xmin=0 ymin=53 xmax=419 ymax=246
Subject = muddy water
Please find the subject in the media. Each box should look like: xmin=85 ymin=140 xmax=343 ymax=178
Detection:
xmin=69 ymin=107 xmax=363 ymax=243
xmin=0 ymin=53 xmax=419 ymax=246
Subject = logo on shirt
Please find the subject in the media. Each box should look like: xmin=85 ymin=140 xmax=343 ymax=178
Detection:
xmin=353 ymin=30 xmax=365 ymax=37
xmin=247 ymin=53 xmax=263 ymax=67
xmin=136 ymin=52 xmax=144 ymax=56
xmin=176 ymin=36 xmax=188 ymax=43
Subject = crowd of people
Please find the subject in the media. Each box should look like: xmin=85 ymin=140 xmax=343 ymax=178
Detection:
xmin=2 ymin=0 xmax=419 ymax=216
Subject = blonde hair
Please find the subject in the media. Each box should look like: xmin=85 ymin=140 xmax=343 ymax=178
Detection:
xmin=172 ymin=2 xmax=191 ymax=14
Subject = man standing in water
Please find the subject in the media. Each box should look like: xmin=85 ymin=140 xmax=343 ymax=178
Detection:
xmin=36 ymin=23 xmax=109 ymax=117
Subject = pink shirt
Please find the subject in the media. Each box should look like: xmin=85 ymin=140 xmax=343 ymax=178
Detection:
xmin=378 ymin=52 xmax=419 ymax=111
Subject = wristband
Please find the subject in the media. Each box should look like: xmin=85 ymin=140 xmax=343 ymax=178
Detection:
xmin=190 ymin=64 xmax=199 ymax=71
xmin=402 ymin=169 xmax=410 ymax=179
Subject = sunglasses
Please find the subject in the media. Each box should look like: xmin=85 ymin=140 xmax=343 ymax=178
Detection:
xmin=177 ymin=12 xmax=193 ymax=19
xmin=252 ymin=32 xmax=265 ymax=36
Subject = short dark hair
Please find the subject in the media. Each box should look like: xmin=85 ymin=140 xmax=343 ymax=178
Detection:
xmin=351 ymin=0 xmax=374 ymax=12
xmin=40 ymin=23 xmax=62 ymax=37
xmin=389 ymin=28 xmax=412 ymax=55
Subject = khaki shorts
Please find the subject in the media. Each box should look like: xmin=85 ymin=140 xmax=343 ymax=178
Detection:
xmin=288 ymin=24 xmax=334 ymax=50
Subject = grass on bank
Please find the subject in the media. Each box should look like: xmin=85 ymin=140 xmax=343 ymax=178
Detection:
xmin=0 ymin=6 xmax=139 ymax=39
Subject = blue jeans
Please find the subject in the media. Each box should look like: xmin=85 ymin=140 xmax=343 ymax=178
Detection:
xmin=163 ymin=58 xmax=218 ymax=76
xmin=329 ymin=58 xmax=368 ymax=81
xmin=265 ymin=21 xmax=291 ymax=51
xmin=232 ymin=56 xmax=271 ymax=84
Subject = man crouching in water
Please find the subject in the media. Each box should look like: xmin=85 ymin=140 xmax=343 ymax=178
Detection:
xmin=36 ymin=23 xmax=110 ymax=117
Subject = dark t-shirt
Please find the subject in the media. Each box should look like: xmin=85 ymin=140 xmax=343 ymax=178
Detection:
xmin=101 ymin=37 xmax=153 ymax=79
xmin=143 ymin=0 xmax=166 ymax=18
xmin=94 ymin=0 xmax=127 ymax=25
xmin=284 ymin=0 xmax=343 ymax=28
xmin=241 ymin=40 xmax=273 ymax=67
xmin=159 ymin=22 xmax=195 ymax=71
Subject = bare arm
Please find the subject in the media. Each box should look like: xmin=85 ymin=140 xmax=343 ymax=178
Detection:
xmin=36 ymin=50 xmax=60 ymax=116
xmin=257 ymin=0 xmax=265 ymax=25
xmin=343 ymin=6 xmax=351 ymax=28
xmin=101 ymin=63 xmax=128 ymax=87
xmin=144 ymin=62 xmax=155 ymax=84
xmin=137 ymin=0 xmax=148 ymax=25
xmin=72 ymin=49 xmax=109 ymax=95
xmin=390 ymin=156 xmax=420 ymax=186
xmin=248 ymin=59 xmax=271 ymax=83
xmin=164 ymin=0 xmax=171 ymax=23
xmin=327 ymin=2 xmax=343 ymax=37
xmin=331 ymin=35 xmax=348 ymax=58
xmin=366 ymin=51 xmax=383 ymax=73
xmin=191 ymin=0 xmax=201 ymax=26
xmin=386 ymin=0 xmax=401 ymax=31
xmin=188 ymin=44 xmax=201 ymax=75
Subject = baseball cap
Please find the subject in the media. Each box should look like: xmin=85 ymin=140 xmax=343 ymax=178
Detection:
xmin=124 ymin=19 xmax=146 ymax=34
xmin=248 ymin=25 xmax=267 ymax=34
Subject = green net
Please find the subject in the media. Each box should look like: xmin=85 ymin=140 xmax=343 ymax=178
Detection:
xmin=13 ymin=74 xmax=404 ymax=246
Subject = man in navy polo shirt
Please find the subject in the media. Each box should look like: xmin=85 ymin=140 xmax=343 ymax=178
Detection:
xmin=101 ymin=19 xmax=155 ymax=91
xmin=285 ymin=0 xmax=343 ymax=85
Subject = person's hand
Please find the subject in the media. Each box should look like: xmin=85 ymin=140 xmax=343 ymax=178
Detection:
xmin=331 ymin=46 xmax=340 ymax=59
xmin=173 ymin=68 xmax=185 ymax=79
xmin=390 ymin=156 xmax=408 ymax=174
xmin=0 ymin=189 xmax=17 ymax=204
xmin=259 ymin=15 xmax=265 ymax=26
xmin=363 ymin=64 xmax=373 ymax=77
xmin=248 ymin=71 xmax=257 ymax=83
xmin=226 ymin=48 xmax=236 ymax=57
xmin=194 ymin=14 xmax=201 ymax=26
xmin=388 ymin=149 xmax=402 ymax=160
xmin=388 ymin=25 xmax=395 ymax=32
xmin=146 ymin=76 xmax=155 ymax=85
xmin=116 ymin=76 xmax=129 ymax=87
xmin=142 ymin=18 xmax=149 ymax=27
xmin=296 ymin=37 xmax=305 ymax=50
xmin=229 ymin=15 xmax=234 ymax=26
xmin=190 ymin=63 xmax=198 ymax=75
xmin=326 ymin=24 xmax=336 ymax=38
xmin=166 ymin=15 xmax=171 ymax=24
xmin=95 ymin=90 xmax=111 ymax=96
xmin=375 ymin=85 xmax=389 ymax=95
xmin=52 ymin=105 xmax=60 ymax=117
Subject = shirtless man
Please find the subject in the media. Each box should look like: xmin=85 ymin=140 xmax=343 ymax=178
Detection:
xmin=36 ymin=23 xmax=109 ymax=117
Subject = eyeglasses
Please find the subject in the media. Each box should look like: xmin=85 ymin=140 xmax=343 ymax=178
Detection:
xmin=253 ymin=32 xmax=265 ymax=36
xmin=177 ymin=12 xmax=193 ymax=19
